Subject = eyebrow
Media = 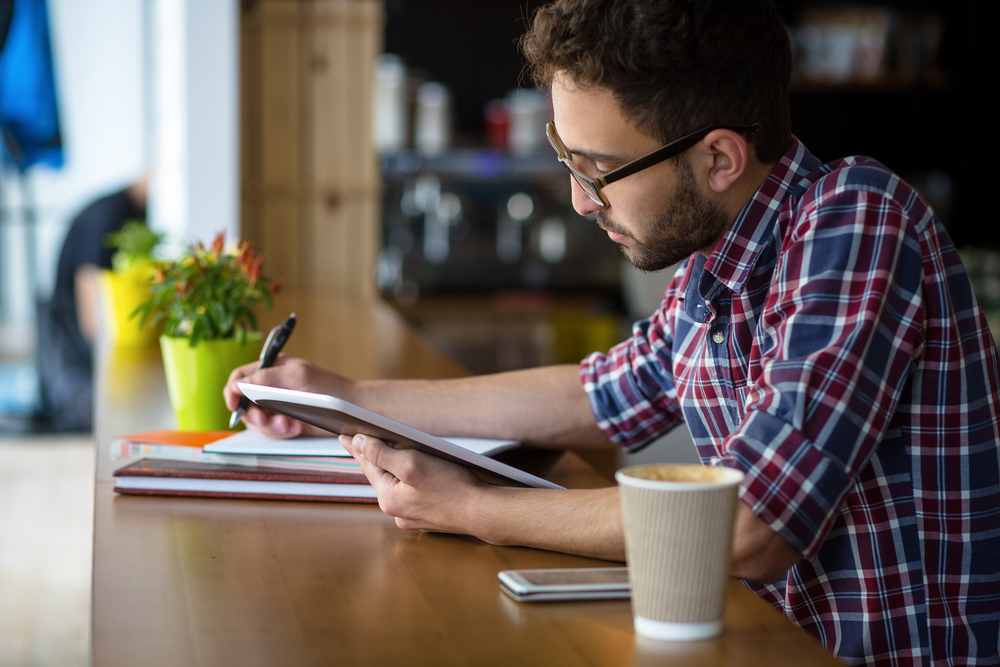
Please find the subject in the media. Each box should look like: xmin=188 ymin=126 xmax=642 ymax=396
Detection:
xmin=564 ymin=144 xmax=625 ymax=164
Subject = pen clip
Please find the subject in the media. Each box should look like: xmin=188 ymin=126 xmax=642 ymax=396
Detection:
xmin=260 ymin=323 xmax=281 ymax=361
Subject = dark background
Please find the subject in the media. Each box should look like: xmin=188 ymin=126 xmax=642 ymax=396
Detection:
xmin=384 ymin=0 xmax=999 ymax=249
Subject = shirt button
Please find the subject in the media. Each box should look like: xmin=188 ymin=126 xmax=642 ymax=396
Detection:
xmin=712 ymin=330 xmax=725 ymax=344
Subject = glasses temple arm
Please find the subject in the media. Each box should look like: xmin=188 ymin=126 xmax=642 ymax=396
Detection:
xmin=602 ymin=123 xmax=761 ymax=187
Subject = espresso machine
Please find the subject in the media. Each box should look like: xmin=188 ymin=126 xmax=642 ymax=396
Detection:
xmin=377 ymin=148 xmax=622 ymax=301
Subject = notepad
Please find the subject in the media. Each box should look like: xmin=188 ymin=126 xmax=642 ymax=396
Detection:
xmin=205 ymin=429 xmax=350 ymax=455
xmin=237 ymin=383 xmax=563 ymax=490
xmin=204 ymin=427 xmax=520 ymax=459
xmin=113 ymin=458 xmax=377 ymax=503
xmin=110 ymin=430 xmax=361 ymax=474
xmin=115 ymin=476 xmax=378 ymax=500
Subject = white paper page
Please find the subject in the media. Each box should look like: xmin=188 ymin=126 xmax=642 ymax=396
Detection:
xmin=205 ymin=429 xmax=350 ymax=455
xmin=205 ymin=430 xmax=518 ymax=457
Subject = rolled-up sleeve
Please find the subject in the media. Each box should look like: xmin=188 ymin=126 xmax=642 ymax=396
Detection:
xmin=581 ymin=285 xmax=687 ymax=452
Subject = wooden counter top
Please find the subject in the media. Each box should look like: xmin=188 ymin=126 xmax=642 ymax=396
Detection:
xmin=91 ymin=292 xmax=840 ymax=666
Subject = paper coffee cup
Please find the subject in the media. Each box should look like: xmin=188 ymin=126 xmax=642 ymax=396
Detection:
xmin=616 ymin=463 xmax=744 ymax=641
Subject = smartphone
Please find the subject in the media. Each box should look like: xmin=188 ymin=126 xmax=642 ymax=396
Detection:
xmin=498 ymin=567 xmax=631 ymax=602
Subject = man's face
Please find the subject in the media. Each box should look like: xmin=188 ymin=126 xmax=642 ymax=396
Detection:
xmin=550 ymin=75 xmax=731 ymax=272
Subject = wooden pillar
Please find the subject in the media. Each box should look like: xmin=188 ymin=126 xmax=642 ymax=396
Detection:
xmin=241 ymin=0 xmax=383 ymax=298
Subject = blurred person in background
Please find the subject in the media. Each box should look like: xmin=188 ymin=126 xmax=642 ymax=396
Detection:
xmin=35 ymin=178 xmax=147 ymax=432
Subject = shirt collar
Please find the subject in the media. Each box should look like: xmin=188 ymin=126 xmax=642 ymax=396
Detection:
xmin=701 ymin=137 xmax=821 ymax=295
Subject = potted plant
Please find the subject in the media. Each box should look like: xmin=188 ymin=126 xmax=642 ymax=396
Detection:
xmin=99 ymin=221 xmax=164 ymax=346
xmin=135 ymin=232 xmax=281 ymax=430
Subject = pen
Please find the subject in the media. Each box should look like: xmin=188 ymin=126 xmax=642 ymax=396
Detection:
xmin=229 ymin=312 xmax=297 ymax=428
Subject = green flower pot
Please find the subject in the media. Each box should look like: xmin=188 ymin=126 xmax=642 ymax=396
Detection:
xmin=160 ymin=333 xmax=262 ymax=431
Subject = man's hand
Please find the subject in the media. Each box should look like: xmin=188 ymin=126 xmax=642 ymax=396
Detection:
xmin=342 ymin=433 xmax=626 ymax=560
xmin=223 ymin=356 xmax=354 ymax=438
xmin=341 ymin=431 xmax=806 ymax=578
xmin=730 ymin=503 xmax=803 ymax=583
xmin=341 ymin=433 xmax=487 ymax=534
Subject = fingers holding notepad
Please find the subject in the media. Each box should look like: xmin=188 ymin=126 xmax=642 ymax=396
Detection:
xmin=341 ymin=433 xmax=485 ymax=534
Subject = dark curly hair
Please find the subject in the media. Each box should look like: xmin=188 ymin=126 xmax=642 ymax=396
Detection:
xmin=521 ymin=0 xmax=792 ymax=163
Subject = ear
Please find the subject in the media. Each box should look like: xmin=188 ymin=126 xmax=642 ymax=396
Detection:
xmin=695 ymin=129 xmax=749 ymax=194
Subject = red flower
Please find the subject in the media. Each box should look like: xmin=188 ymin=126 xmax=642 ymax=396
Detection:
xmin=211 ymin=232 xmax=225 ymax=259
xmin=137 ymin=232 xmax=280 ymax=346
xmin=249 ymin=255 xmax=264 ymax=282
xmin=238 ymin=243 xmax=256 ymax=276
xmin=237 ymin=243 xmax=252 ymax=270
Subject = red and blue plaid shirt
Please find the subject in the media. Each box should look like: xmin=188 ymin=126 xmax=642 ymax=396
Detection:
xmin=582 ymin=138 xmax=1000 ymax=665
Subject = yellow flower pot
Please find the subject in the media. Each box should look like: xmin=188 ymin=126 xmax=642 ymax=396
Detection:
xmin=98 ymin=268 xmax=161 ymax=346
xmin=160 ymin=333 xmax=262 ymax=431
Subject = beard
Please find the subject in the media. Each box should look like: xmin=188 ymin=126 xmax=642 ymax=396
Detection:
xmin=596 ymin=156 xmax=731 ymax=272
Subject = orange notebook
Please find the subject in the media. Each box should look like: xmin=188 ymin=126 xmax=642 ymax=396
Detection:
xmin=117 ymin=430 xmax=236 ymax=448
xmin=110 ymin=430 xmax=364 ymax=476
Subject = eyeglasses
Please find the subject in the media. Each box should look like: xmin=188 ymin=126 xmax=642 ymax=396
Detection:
xmin=546 ymin=121 xmax=762 ymax=208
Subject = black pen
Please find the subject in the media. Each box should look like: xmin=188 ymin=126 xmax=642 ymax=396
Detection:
xmin=229 ymin=312 xmax=297 ymax=428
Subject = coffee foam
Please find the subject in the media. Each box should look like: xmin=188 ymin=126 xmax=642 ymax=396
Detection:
xmin=623 ymin=464 xmax=731 ymax=484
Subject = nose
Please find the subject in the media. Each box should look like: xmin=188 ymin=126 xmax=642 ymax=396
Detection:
xmin=569 ymin=177 xmax=605 ymax=217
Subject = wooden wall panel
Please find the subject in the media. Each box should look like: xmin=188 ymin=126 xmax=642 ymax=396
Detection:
xmin=258 ymin=3 xmax=302 ymax=191
xmin=308 ymin=2 xmax=349 ymax=187
xmin=240 ymin=9 xmax=262 ymax=189
xmin=240 ymin=7 xmax=263 ymax=267
xmin=307 ymin=1 xmax=351 ymax=294
xmin=309 ymin=193 xmax=378 ymax=293
xmin=242 ymin=0 xmax=383 ymax=297
xmin=260 ymin=196 xmax=304 ymax=293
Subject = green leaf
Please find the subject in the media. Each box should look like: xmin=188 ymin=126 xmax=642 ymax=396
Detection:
xmin=208 ymin=300 xmax=226 ymax=334
xmin=106 ymin=221 xmax=164 ymax=273
xmin=132 ymin=234 xmax=277 ymax=344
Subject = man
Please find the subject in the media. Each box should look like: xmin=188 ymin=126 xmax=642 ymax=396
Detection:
xmin=36 ymin=180 xmax=147 ymax=431
xmin=225 ymin=1 xmax=1000 ymax=663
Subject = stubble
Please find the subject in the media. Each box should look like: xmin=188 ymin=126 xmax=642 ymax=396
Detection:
xmin=597 ymin=157 xmax=731 ymax=272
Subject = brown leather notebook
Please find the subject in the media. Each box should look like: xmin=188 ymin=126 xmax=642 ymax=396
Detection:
xmin=113 ymin=458 xmax=377 ymax=504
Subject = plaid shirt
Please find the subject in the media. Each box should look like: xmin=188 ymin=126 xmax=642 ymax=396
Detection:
xmin=582 ymin=138 xmax=1000 ymax=665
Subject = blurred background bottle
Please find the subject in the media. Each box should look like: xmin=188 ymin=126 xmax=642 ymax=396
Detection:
xmin=414 ymin=81 xmax=451 ymax=156
xmin=373 ymin=54 xmax=409 ymax=153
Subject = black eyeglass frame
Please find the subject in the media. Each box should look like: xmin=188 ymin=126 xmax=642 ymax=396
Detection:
xmin=546 ymin=121 xmax=762 ymax=208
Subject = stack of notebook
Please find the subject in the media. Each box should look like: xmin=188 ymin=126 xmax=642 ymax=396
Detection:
xmin=111 ymin=430 xmax=519 ymax=504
